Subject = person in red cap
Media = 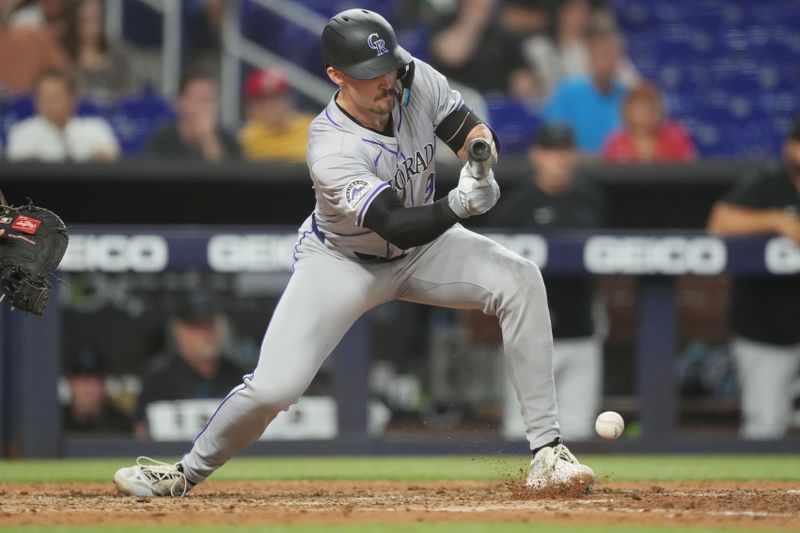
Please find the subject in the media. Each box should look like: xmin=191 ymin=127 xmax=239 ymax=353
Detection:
xmin=239 ymin=67 xmax=314 ymax=163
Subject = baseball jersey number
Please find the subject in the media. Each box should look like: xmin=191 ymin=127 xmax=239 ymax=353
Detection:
xmin=424 ymin=174 xmax=435 ymax=203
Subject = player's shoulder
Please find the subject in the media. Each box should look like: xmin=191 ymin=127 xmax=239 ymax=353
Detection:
xmin=409 ymin=58 xmax=447 ymax=90
xmin=307 ymin=106 xmax=370 ymax=166
xmin=412 ymin=58 xmax=439 ymax=79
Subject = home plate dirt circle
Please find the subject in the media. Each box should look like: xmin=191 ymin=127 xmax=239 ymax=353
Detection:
xmin=1 ymin=480 xmax=799 ymax=530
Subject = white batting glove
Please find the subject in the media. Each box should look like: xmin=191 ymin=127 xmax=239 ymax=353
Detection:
xmin=447 ymin=163 xmax=501 ymax=218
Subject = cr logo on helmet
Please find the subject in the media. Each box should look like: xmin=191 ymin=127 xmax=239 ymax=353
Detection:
xmin=367 ymin=33 xmax=388 ymax=56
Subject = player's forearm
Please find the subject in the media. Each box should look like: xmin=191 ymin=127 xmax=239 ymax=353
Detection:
xmin=363 ymin=189 xmax=459 ymax=250
xmin=707 ymin=203 xmax=790 ymax=236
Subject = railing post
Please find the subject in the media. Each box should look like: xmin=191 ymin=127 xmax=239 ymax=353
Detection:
xmin=0 ymin=305 xmax=6 ymax=456
xmin=161 ymin=0 xmax=182 ymax=98
xmin=3 ymin=286 xmax=62 ymax=457
xmin=636 ymin=276 xmax=678 ymax=440
xmin=221 ymin=0 xmax=243 ymax=131
xmin=333 ymin=317 xmax=370 ymax=449
xmin=105 ymin=0 xmax=124 ymax=43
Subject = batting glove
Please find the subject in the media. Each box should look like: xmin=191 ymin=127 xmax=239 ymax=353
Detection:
xmin=447 ymin=163 xmax=500 ymax=218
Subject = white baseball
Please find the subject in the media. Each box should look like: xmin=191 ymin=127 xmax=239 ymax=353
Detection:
xmin=595 ymin=411 xmax=625 ymax=440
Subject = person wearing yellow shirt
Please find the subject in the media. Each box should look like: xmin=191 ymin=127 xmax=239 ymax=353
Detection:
xmin=239 ymin=68 xmax=313 ymax=163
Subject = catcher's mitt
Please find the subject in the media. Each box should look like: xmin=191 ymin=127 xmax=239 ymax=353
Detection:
xmin=0 ymin=191 xmax=68 ymax=315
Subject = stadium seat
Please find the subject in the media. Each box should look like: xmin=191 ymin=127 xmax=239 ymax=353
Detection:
xmin=106 ymin=95 xmax=175 ymax=157
xmin=485 ymin=97 xmax=541 ymax=154
xmin=613 ymin=0 xmax=800 ymax=157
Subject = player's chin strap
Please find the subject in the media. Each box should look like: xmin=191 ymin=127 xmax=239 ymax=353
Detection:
xmin=397 ymin=60 xmax=415 ymax=107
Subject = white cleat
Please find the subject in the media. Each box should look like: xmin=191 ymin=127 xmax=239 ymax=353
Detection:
xmin=113 ymin=457 xmax=193 ymax=497
xmin=526 ymin=443 xmax=595 ymax=494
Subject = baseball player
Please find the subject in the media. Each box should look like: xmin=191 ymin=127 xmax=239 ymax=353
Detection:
xmin=113 ymin=9 xmax=594 ymax=497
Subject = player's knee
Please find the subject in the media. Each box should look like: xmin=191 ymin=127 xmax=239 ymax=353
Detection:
xmin=499 ymin=256 xmax=545 ymax=297
xmin=249 ymin=380 xmax=305 ymax=411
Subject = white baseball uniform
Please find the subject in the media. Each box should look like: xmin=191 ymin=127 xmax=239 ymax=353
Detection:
xmin=181 ymin=58 xmax=560 ymax=483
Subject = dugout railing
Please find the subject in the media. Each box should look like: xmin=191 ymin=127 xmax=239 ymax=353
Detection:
xmin=1 ymin=160 xmax=799 ymax=457
xmin=2 ymin=227 xmax=799 ymax=457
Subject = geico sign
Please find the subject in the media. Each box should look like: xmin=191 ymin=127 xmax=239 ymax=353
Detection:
xmin=59 ymin=235 xmax=168 ymax=272
xmin=584 ymin=236 xmax=726 ymax=274
xmin=485 ymin=233 xmax=548 ymax=267
xmin=208 ymin=234 xmax=296 ymax=272
xmin=765 ymin=237 xmax=800 ymax=274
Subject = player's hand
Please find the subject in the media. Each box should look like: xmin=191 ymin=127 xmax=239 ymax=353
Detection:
xmin=0 ymin=229 xmax=5 ymax=240
xmin=447 ymin=162 xmax=500 ymax=218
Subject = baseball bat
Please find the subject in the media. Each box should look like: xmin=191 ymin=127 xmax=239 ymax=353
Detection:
xmin=467 ymin=137 xmax=493 ymax=180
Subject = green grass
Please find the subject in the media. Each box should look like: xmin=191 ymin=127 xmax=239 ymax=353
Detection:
xmin=0 ymin=525 xmax=793 ymax=533
xmin=0 ymin=455 xmax=798 ymax=484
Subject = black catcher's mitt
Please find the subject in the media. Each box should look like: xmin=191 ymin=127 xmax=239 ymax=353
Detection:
xmin=0 ymin=192 xmax=68 ymax=315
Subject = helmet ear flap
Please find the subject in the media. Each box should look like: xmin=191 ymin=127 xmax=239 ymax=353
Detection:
xmin=396 ymin=60 xmax=415 ymax=106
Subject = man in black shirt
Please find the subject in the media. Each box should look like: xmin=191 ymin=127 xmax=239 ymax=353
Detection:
xmin=63 ymin=348 xmax=132 ymax=434
xmin=146 ymin=70 xmax=241 ymax=161
xmin=135 ymin=295 xmax=246 ymax=439
xmin=491 ymin=123 xmax=605 ymax=439
xmin=707 ymin=117 xmax=800 ymax=439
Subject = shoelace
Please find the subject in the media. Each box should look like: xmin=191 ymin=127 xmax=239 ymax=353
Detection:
xmin=136 ymin=456 xmax=189 ymax=497
xmin=552 ymin=444 xmax=579 ymax=464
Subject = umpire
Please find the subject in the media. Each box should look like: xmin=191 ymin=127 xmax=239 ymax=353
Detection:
xmin=707 ymin=117 xmax=800 ymax=439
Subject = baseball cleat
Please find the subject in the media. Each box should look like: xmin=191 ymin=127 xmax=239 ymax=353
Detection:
xmin=113 ymin=457 xmax=194 ymax=497
xmin=526 ymin=443 xmax=595 ymax=493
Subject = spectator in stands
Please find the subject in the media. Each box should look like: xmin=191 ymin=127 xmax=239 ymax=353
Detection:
xmin=490 ymin=124 xmax=605 ymax=439
xmin=603 ymin=82 xmax=696 ymax=163
xmin=6 ymin=68 xmax=119 ymax=161
xmin=146 ymin=70 xmax=241 ymax=161
xmin=134 ymin=294 xmax=245 ymax=439
xmin=62 ymin=0 xmax=134 ymax=105
xmin=706 ymin=117 xmax=800 ymax=439
xmin=522 ymin=0 xmax=637 ymax=96
xmin=0 ymin=1 xmax=68 ymax=94
xmin=6 ymin=0 xmax=69 ymax=38
xmin=499 ymin=0 xmax=557 ymax=37
xmin=429 ymin=0 xmax=540 ymax=101
xmin=542 ymin=26 xmax=629 ymax=153
xmin=63 ymin=348 xmax=132 ymax=434
xmin=239 ymin=68 xmax=313 ymax=163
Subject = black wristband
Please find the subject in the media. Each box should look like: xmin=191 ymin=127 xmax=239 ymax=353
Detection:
xmin=435 ymin=104 xmax=484 ymax=154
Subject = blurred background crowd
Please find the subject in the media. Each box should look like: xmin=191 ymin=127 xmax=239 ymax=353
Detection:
xmin=2 ymin=0 xmax=799 ymax=447
xmin=2 ymin=0 xmax=797 ymax=162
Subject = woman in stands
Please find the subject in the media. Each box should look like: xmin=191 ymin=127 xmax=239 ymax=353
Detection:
xmin=62 ymin=0 xmax=133 ymax=104
xmin=603 ymin=81 xmax=696 ymax=163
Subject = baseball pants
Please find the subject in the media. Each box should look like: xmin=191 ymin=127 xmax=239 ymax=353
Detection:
xmin=181 ymin=224 xmax=559 ymax=483
xmin=504 ymin=336 xmax=602 ymax=440
xmin=732 ymin=336 xmax=800 ymax=439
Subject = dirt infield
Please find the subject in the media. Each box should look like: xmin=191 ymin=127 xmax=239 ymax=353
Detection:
xmin=1 ymin=480 xmax=799 ymax=530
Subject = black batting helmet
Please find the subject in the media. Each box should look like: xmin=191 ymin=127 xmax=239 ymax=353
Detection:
xmin=321 ymin=9 xmax=412 ymax=80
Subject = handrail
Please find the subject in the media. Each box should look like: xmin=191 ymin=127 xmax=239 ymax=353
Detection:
xmin=105 ymin=0 xmax=124 ymax=42
xmin=220 ymin=1 xmax=488 ymax=127
xmin=248 ymin=0 xmax=327 ymax=34
xmin=161 ymin=0 xmax=182 ymax=98
xmin=103 ymin=0 xmax=182 ymax=98
xmin=220 ymin=0 xmax=334 ymax=128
